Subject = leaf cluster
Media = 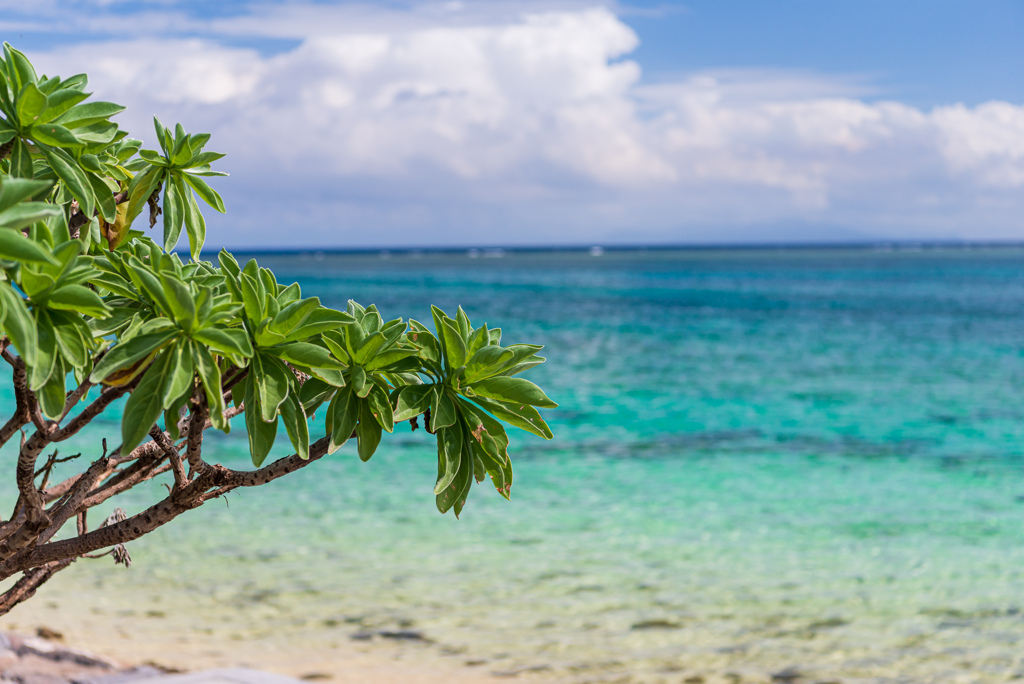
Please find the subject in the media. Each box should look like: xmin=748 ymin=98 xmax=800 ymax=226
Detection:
xmin=0 ymin=44 xmax=555 ymax=516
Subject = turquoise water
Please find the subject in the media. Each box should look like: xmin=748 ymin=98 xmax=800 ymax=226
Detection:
xmin=8 ymin=247 xmax=1024 ymax=682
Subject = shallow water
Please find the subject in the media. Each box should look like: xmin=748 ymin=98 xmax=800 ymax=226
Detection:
xmin=5 ymin=247 xmax=1024 ymax=682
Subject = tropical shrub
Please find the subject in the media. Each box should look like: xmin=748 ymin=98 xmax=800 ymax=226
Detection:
xmin=0 ymin=44 xmax=554 ymax=614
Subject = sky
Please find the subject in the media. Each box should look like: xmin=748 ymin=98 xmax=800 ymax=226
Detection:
xmin=2 ymin=0 xmax=1023 ymax=249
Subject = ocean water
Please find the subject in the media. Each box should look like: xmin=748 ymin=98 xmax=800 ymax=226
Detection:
xmin=5 ymin=247 xmax=1024 ymax=683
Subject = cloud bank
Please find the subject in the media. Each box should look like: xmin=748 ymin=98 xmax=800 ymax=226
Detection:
xmin=18 ymin=3 xmax=1024 ymax=247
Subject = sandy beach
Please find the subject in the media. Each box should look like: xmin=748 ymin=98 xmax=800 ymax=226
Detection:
xmin=0 ymin=608 xmax=538 ymax=684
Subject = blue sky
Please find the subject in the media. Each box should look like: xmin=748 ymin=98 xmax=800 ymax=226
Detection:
xmin=3 ymin=1 xmax=1023 ymax=249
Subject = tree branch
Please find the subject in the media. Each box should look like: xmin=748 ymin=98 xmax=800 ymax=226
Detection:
xmin=51 ymin=384 xmax=132 ymax=442
xmin=3 ymin=438 xmax=330 ymax=577
xmin=150 ymin=427 xmax=187 ymax=493
xmin=0 ymin=558 xmax=75 ymax=614
xmin=38 ymin=455 xmax=115 ymax=545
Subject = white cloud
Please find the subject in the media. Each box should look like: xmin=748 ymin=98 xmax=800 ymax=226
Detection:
xmin=23 ymin=4 xmax=1024 ymax=247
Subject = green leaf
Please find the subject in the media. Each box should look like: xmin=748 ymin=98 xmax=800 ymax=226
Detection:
xmin=153 ymin=117 xmax=171 ymax=153
xmin=267 ymin=297 xmax=319 ymax=336
xmin=121 ymin=349 xmax=173 ymax=453
xmin=159 ymin=272 xmax=195 ymax=331
xmin=182 ymin=172 xmax=225 ymax=212
xmin=239 ymin=273 xmax=263 ymax=323
xmin=308 ymin=367 xmax=345 ymax=387
xmin=0 ymin=202 xmax=61 ymax=232
xmin=52 ymin=313 xmax=88 ymax=368
xmin=0 ymin=177 xmax=52 ymax=213
xmin=52 ymin=100 xmax=124 ymax=129
xmin=162 ymin=339 xmax=195 ymax=409
xmin=439 ymin=440 xmax=474 ymax=516
xmin=349 ymin=364 xmax=369 ymax=398
xmin=171 ymin=131 xmax=191 ymax=166
xmin=276 ymin=282 xmax=301 ymax=306
xmin=407 ymin=320 xmax=441 ymax=366
xmin=459 ymin=399 xmax=510 ymax=462
xmin=356 ymin=399 xmax=382 ymax=462
xmin=125 ymin=164 xmax=162 ymax=225
xmin=46 ymin=284 xmax=112 ymax=318
xmin=79 ymin=154 xmax=103 ymax=173
xmin=85 ymin=170 xmax=117 ymax=223
xmin=466 ymin=323 xmax=490 ymax=355
xmin=441 ymin=318 xmax=467 ymax=369
xmin=37 ymin=143 xmax=95 ymax=216
xmin=29 ymin=310 xmax=59 ymax=391
xmin=327 ymin=386 xmax=358 ymax=452
xmin=74 ymin=121 xmax=119 ymax=146
xmin=29 ymin=122 xmax=82 ymax=148
xmin=0 ymin=229 xmax=59 ymax=264
xmin=253 ymin=351 xmax=290 ymax=422
xmin=469 ymin=436 xmax=512 ymax=500
xmin=431 ymin=387 xmax=458 ymax=431
xmin=5 ymin=44 xmax=38 ymax=92
xmin=463 ymin=345 xmax=515 ymax=383
xmin=364 ymin=347 xmax=417 ymax=372
xmin=192 ymin=340 xmax=227 ymax=430
xmin=241 ymin=374 xmax=277 ymax=466
xmin=266 ymin=341 xmax=345 ymax=370
xmin=366 ymin=385 xmax=394 ymax=433
xmin=282 ymin=308 xmax=354 ymax=342
xmin=124 ymin=255 xmax=171 ymax=313
xmin=9 ymin=138 xmax=33 ymax=178
xmin=190 ymin=327 xmax=253 ymax=359
xmin=90 ymin=330 xmax=176 ymax=384
xmin=182 ymin=184 xmax=206 ymax=260
xmin=501 ymin=344 xmax=547 ymax=376
xmin=393 ymin=383 xmax=433 ymax=421
xmin=16 ymin=82 xmax=47 ymax=127
xmin=0 ymin=283 xmax=37 ymax=365
xmin=162 ymin=174 xmax=185 ymax=253
xmin=455 ymin=306 xmax=471 ymax=340
xmin=298 ymin=377 xmax=334 ymax=414
xmin=37 ymin=362 xmax=67 ymax=420
xmin=55 ymin=73 xmax=88 ymax=91
xmin=217 ymin=249 xmax=241 ymax=280
xmin=470 ymin=395 xmax=553 ymax=440
xmin=467 ymin=376 xmax=557 ymax=408
xmin=37 ymin=87 xmax=89 ymax=123
xmin=279 ymin=394 xmax=310 ymax=460
xmin=353 ymin=331 xmax=387 ymax=365
xmin=165 ymin=391 xmax=190 ymax=441
xmin=450 ymin=458 xmax=475 ymax=517
xmin=89 ymin=271 xmax=136 ymax=298
xmin=434 ymin=420 xmax=463 ymax=495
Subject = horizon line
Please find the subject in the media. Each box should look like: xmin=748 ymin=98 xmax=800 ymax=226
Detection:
xmin=193 ymin=239 xmax=1024 ymax=257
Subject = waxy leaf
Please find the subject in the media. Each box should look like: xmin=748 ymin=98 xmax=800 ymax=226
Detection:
xmin=90 ymin=330 xmax=177 ymax=383
xmin=243 ymin=373 xmax=278 ymax=467
xmin=16 ymin=82 xmax=47 ymax=127
xmin=252 ymin=352 xmax=291 ymax=422
xmin=470 ymin=395 xmax=553 ymax=440
xmin=47 ymin=284 xmax=112 ymax=318
xmin=121 ymin=349 xmax=173 ymax=453
xmin=191 ymin=328 xmax=253 ymax=359
xmin=356 ymin=399 xmax=382 ymax=462
xmin=327 ymin=386 xmax=358 ymax=452
xmin=280 ymin=393 xmax=310 ymax=460
xmin=434 ymin=420 xmax=463 ymax=495
xmin=430 ymin=387 xmax=458 ymax=431
xmin=0 ymin=229 xmax=60 ymax=264
xmin=468 ymin=376 xmax=557 ymax=408
xmin=393 ymin=384 xmax=432 ymax=421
